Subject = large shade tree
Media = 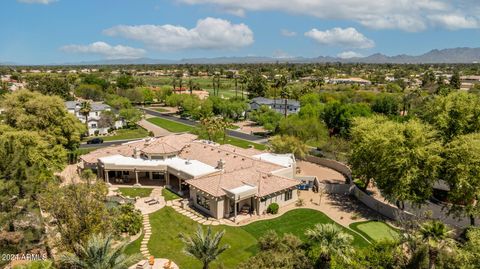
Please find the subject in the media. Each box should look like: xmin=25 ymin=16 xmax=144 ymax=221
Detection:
xmin=1 ymin=90 xmax=86 ymax=150
xmin=443 ymin=133 xmax=480 ymax=226
xmin=349 ymin=116 xmax=443 ymax=208
xmin=419 ymin=92 xmax=480 ymax=142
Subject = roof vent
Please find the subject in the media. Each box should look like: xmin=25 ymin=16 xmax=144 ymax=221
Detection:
xmin=216 ymin=159 xmax=226 ymax=170
xmin=185 ymin=159 xmax=191 ymax=165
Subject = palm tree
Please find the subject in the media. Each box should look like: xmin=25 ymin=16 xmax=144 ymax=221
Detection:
xmin=180 ymin=225 xmax=230 ymax=269
xmin=79 ymin=101 xmax=92 ymax=134
xmin=58 ymin=234 xmax=141 ymax=269
xmin=280 ymin=85 xmax=290 ymax=118
xmin=188 ymin=78 xmax=194 ymax=95
xmin=305 ymin=223 xmax=354 ymax=269
xmin=417 ymin=220 xmax=455 ymax=269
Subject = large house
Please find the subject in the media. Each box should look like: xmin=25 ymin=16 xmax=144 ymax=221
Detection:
xmin=250 ymin=97 xmax=300 ymax=115
xmin=80 ymin=134 xmax=300 ymax=220
xmin=65 ymin=101 xmax=125 ymax=136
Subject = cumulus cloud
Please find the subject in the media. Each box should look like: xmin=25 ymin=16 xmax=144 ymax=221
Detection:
xmin=61 ymin=42 xmax=146 ymax=59
xmin=337 ymin=51 xmax=364 ymax=59
xmin=103 ymin=17 xmax=254 ymax=51
xmin=305 ymin=27 xmax=374 ymax=49
xmin=177 ymin=0 xmax=480 ymax=31
xmin=280 ymin=29 xmax=297 ymax=37
xmin=17 ymin=0 xmax=57 ymax=4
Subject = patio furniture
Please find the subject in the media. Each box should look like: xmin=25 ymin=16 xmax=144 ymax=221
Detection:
xmin=148 ymin=199 xmax=159 ymax=205
xmin=240 ymin=205 xmax=250 ymax=215
xmin=144 ymin=198 xmax=156 ymax=203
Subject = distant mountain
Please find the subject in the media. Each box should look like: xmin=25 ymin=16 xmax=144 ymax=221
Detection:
xmin=4 ymin=47 xmax=480 ymax=66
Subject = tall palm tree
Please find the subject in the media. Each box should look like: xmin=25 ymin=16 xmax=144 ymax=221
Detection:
xmin=188 ymin=78 xmax=194 ymax=95
xmin=58 ymin=234 xmax=141 ymax=269
xmin=280 ymin=85 xmax=290 ymax=118
xmin=180 ymin=225 xmax=230 ymax=269
xmin=79 ymin=101 xmax=92 ymax=134
xmin=305 ymin=223 xmax=354 ymax=269
xmin=417 ymin=220 xmax=455 ymax=269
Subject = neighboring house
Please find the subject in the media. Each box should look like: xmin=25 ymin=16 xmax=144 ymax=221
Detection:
xmin=80 ymin=133 xmax=300 ymax=220
xmin=328 ymin=77 xmax=372 ymax=85
xmin=250 ymin=97 xmax=300 ymax=115
xmin=65 ymin=101 xmax=125 ymax=136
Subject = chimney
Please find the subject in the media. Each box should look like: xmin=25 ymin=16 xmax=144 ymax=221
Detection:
xmin=133 ymin=147 xmax=140 ymax=159
xmin=216 ymin=158 xmax=226 ymax=170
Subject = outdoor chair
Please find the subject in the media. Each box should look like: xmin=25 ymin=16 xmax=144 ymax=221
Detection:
xmin=144 ymin=198 xmax=155 ymax=203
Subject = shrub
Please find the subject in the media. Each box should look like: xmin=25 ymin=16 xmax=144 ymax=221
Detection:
xmin=112 ymin=204 xmax=142 ymax=236
xmin=267 ymin=203 xmax=279 ymax=214
xmin=296 ymin=198 xmax=305 ymax=207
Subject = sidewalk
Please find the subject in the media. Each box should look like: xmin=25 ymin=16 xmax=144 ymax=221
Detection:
xmin=138 ymin=116 xmax=171 ymax=137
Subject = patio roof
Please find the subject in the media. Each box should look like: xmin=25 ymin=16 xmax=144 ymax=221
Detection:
xmin=99 ymin=155 xmax=219 ymax=178
xmin=224 ymin=184 xmax=258 ymax=201
xmin=252 ymin=153 xmax=295 ymax=168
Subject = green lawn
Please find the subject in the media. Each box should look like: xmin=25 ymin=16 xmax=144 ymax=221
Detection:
xmin=118 ymin=187 xmax=153 ymax=198
xmin=148 ymin=207 xmax=257 ymax=269
xmin=152 ymin=107 xmax=169 ymax=112
xmin=349 ymin=221 xmax=399 ymax=243
xmin=147 ymin=117 xmax=266 ymax=150
xmin=162 ymin=188 xmax=182 ymax=201
xmin=86 ymin=127 xmax=149 ymax=142
xmin=220 ymin=136 xmax=267 ymax=150
xmin=147 ymin=207 xmax=369 ymax=269
xmin=124 ymin=233 xmax=144 ymax=266
xmin=147 ymin=117 xmax=195 ymax=133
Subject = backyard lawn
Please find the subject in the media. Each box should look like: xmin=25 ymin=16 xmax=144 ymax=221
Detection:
xmin=118 ymin=187 xmax=153 ymax=198
xmin=147 ymin=207 xmax=369 ymax=269
xmin=162 ymin=188 xmax=182 ymax=201
xmin=349 ymin=221 xmax=399 ymax=242
xmin=147 ymin=117 xmax=195 ymax=133
xmin=124 ymin=233 xmax=144 ymax=259
xmin=220 ymin=136 xmax=267 ymax=150
xmin=86 ymin=127 xmax=149 ymax=142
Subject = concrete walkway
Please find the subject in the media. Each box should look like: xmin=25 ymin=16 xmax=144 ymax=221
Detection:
xmin=138 ymin=116 xmax=171 ymax=137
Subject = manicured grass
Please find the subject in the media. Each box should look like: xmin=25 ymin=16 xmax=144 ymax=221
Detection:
xmin=118 ymin=187 xmax=153 ymax=198
xmin=152 ymin=107 xmax=169 ymax=112
xmin=86 ymin=127 xmax=149 ymax=142
xmin=349 ymin=221 xmax=399 ymax=243
xmin=162 ymin=188 xmax=182 ymax=201
xmin=124 ymin=233 xmax=144 ymax=257
xmin=73 ymin=147 xmax=99 ymax=156
xmin=147 ymin=117 xmax=195 ymax=133
xmin=147 ymin=207 xmax=369 ymax=269
xmin=242 ymin=209 xmax=369 ymax=248
xmin=148 ymin=207 xmax=257 ymax=269
xmin=147 ymin=117 xmax=266 ymax=150
xmin=220 ymin=136 xmax=267 ymax=150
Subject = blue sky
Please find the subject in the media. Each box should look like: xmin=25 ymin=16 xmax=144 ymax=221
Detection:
xmin=1 ymin=0 xmax=480 ymax=64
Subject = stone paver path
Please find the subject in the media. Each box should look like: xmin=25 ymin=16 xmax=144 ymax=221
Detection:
xmin=129 ymin=258 xmax=179 ymax=269
xmin=140 ymin=214 xmax=152 ymax=258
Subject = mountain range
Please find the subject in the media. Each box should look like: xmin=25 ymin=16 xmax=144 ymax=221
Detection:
xmin=3 ymin=47 xmax=480 ymax=66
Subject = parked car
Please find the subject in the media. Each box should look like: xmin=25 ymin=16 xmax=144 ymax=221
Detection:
xmin=87 ymin=138 xmax=104 ymax=144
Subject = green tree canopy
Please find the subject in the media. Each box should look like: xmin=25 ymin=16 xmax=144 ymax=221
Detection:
xmin=2 ymin=90 xmax=86 ymax=150
xmin=349 ymin=116 xmax=443 ymax=208
xmin=419 ymin=92 xmax=480 ymax=142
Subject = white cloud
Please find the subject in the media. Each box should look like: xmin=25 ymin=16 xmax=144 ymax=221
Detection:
xmin=103 ymin=17 xmax=254 ymax=51
xmin=428 ymin=14 xmax=480 ymax=30
xmin=61 ymin=42 xmax=146 ymax=59
xmin=17 ymin=0 xmax=56 ymax=4
xmin=177 ymin=0 xmax=480 ymax=31
xmin=305 ymin=27 xmax=374 ymax=49
xmin=337 ymin=51 xmax=364 ymax=59
xmin=280 ymin=29 xmax=297 ymax=37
